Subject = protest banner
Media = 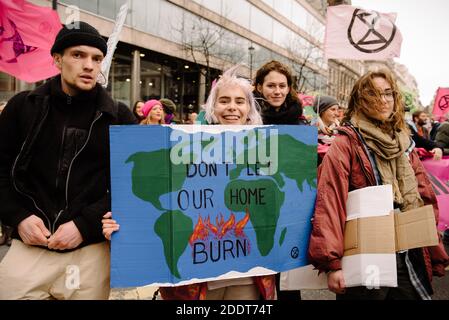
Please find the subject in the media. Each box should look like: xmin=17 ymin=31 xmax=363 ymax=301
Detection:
xmin=109 ymin=125 xmax=317 ymax=287
xmin=325 ymin=5 xmax=402 ymax=60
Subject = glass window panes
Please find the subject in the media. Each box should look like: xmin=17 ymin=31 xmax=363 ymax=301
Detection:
xmin=147 ymin=0 xmax=164 ymax=35
xmin=141 ymin=61 xmax=162 ymax=100
xmin=274 ymin=0 xmax=292 ymax=21
xmin=131 ymin=0 xmax=147 ymax=30
xmin=223 ymin=0 xmax=250 ymax=29
xmin=159 ymin=0 xmax=184 ymax=43
xmin=250 ymin=6 xmax=273 ymax=42
xmin=62 ymin=0 xmax=80 ymax=6
xmin=194 ymin=0 xmax=222 ymax=15
xmin=79 ymin=0 xmax=98 ymax=14
xmin=98 ymin=0 xmax=115 ymax=19
xmin=291 ymin=1 xmax=308 ymax=31
xmin=273 ymin=20 xmax=292 ymax=48
xmin=107 ymin=54 xmax=132 ymax=107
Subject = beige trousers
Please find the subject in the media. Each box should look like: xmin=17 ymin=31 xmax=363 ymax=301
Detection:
xmin=0 ymin=240 xmax=110 ymax=300
xmin=205 ymin=284 xmax=260 ymax=300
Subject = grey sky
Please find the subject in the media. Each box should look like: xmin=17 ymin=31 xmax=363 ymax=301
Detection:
xmin=351 ymin=0 xmax=449 ymax=107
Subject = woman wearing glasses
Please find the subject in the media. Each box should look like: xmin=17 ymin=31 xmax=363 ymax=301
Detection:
xmin=308 ymin=69 xmax=449 ymax=300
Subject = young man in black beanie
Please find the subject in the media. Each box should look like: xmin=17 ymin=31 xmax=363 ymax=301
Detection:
xmin=0 ymin=21 xmax=137 ymax=299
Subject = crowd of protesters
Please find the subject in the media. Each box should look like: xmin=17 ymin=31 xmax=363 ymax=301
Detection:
xmin=0 ymin=20 xmax=448 ymax=301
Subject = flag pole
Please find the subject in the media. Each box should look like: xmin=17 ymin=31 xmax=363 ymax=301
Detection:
xmin=100 ymin=1 xmax=129 ymax=88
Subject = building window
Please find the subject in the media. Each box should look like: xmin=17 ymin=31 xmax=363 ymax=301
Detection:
xmin=107 ymin=54 xmax=132 ymax=107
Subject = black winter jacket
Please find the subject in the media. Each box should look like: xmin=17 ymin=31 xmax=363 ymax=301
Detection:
xmin=435 ymin=122 xmax=449 ymax=155
xmin=407 ymin=123 xmax=439 ymax=152
xmin=0 ymin=76 xmax=137 ymax=249
xmin=254 ymin=92 xmax=306 ymax=125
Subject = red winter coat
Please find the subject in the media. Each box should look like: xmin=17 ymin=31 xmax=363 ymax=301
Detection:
xmin=308 ymin=125 xmax=449 ymax=284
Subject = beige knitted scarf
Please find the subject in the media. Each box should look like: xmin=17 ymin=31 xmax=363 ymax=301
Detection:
xmin=352 ymin=114 xmax=423 ymax=211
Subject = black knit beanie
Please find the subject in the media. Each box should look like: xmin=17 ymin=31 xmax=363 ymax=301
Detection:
xmin=51 ymin=21 xmax=107 ymax=56
xmin=313 ymin=95 xmax=339 ymax=115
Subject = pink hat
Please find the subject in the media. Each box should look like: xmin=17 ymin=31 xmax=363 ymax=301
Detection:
xmin=142 ymin=99 xmax=162 ymax=118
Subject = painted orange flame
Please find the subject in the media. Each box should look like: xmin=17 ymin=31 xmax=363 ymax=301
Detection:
xmin=189 ymin=210 xmax=251 ymax=244
xmin=205 ymin=216 xmax=218 ymax=236
xmin=220 ymin=213 xmax=235 ymax=239
xmin=189 ymin=215 xmax=209 ymax=245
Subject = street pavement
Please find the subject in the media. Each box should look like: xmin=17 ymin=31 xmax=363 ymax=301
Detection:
xmin=1 ymin=243 xmax=448 ymax=300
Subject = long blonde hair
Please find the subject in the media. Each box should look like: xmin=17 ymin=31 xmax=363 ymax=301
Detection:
xmin=344 ymin=69 xmax=406 ymax=132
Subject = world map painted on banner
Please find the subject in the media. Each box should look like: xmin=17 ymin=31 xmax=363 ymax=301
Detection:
xmin=110 ymin=125 xmax=317 ymax=287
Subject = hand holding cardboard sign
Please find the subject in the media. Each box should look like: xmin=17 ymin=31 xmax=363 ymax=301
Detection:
xmin=102 ymin=211 xmax=120 ymax=240
xmin=327 ymin=270 xmax=346 ymax=294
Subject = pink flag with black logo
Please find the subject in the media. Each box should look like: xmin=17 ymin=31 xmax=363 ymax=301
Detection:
xmin=0 ymin=0 xmax=62 ymax=82
xmin=432 ymin=88 xmax=449 ymax=121
xmin=324 ymin=5 xmax=402 ymax=60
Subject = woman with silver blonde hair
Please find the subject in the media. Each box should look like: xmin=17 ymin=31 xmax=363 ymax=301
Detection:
xmin=103 ymin=65 xmax=275 ymax=301
xmin=203 ymin=65 xmax=263 ymax=125
xmin=157 ymin=65 xmax=275 ymax=301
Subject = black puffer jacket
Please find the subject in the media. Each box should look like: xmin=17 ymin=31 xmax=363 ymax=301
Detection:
xmin=0 ymin=76 xmax=137 ymax=249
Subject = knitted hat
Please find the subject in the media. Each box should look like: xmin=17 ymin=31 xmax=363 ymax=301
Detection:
xmin=159 ymin=98 xmax=176 ymax=114
xmin=142 ymin=99 xmax=162 ymax=118
xmin=51 ymin=21 xmax=107 ymax=56
xmin=159 ymin=98 xmax=177 ymax=124
xmin=313 ymin=96 xmax=339 ymax=115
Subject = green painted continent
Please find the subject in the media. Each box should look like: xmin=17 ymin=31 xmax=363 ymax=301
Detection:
xmin=230 ymin=134 xmax=317 ymax=191
xmin=224 ymin=179 xmax=284 ymax=256
xmin=154 ymin=210 xmax=193 ymax=279
xmin=126 ymin=150 xmax=187 ymax=210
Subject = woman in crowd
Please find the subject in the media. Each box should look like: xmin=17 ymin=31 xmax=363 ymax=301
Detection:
xmin=308 ymin=69 xmax=449 ymax=300
xmin=254 ymin=60 xmax=307 ymax=125
xmin=103 ymin=66 xmax=276 ymax=300
xmin=313 ymin=95 xmax=341 ymax=164
xmin=132 ymin=100 xmax=145 ymax=122
xmin=314 ymin=95 xmax=340 ymax=145
xmin=140 ymin=99 xmax=165 ymax=125
xmin=159 ymin=98 xmax=177 ymax=124
xmin=254 ymin=60 xmax=306 ymax=300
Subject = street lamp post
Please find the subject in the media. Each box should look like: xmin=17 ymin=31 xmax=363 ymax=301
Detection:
xmin=248 ymin=45 xmax=255 ymax=80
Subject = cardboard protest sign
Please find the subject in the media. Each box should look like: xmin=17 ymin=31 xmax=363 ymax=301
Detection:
xmin=109 ymin=125 xmax=317 ymax=287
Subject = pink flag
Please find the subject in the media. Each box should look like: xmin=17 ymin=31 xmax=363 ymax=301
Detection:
xmin=298 ymin=94 xmax=315 ymax=107
xmin=0 ymin=0 xmax=25 ymax=11
xmin=422 ymin=157 xmax=449 ymax=231
xmin=0 ymin=0 xmax=62 ymax=82
xmin=324 ymin=5 xmax=402 ymax=60
xmin=431 ymin=88 xmax=449 ymax=121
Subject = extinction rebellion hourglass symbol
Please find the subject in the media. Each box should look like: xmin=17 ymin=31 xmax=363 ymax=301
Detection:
xmin=347 ymin=9 xmax=397 ymax=53
xmin=438 ymin=95 xmax=449 ymax=111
